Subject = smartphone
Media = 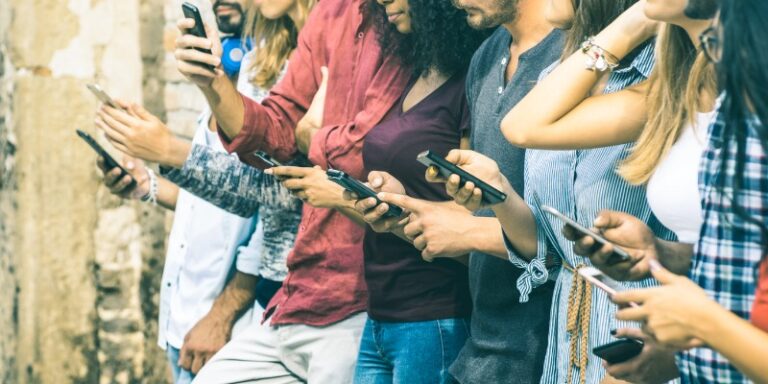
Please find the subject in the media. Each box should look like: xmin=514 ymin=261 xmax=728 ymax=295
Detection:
xmin=86 ymin=83 xmax=125 ymax=111
xmin=578 ymin=266 xmax=639 ymax=308
xmin=416 ymin=150 xmax=507 ymax=205
xmin=326 ymin=169 xmax=403 ymax=219
xmin=181 ymin=2 xmax=212 ymax=55
xmin=593 ymin=338 xmax=644 ymax=364
xmin=254 ymin=151 xmax=284 ymax=168
xmin=541 ymin=205 xmax=631 ymax=262
xmin=76 ymin=130 xmax=137 ymax=189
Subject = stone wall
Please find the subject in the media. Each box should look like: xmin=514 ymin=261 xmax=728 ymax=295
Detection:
xmin=0 ymin=0 xmax=207 ymax=382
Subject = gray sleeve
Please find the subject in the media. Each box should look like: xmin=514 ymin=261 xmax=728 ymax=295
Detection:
xmin=161 ymin=144 xmax=301 ymax=217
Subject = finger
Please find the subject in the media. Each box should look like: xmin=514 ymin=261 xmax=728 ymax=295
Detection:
xmin=96 ymin=157 xmax=108 ymax=173
xmin=467 ymin=189 xmax=483 ymax=210
xmin=445 ymin=174 xmax=461 ymax=197
xmin=178 ymin=346 xmax=193 ymax=370
xmin=354 ymin=197 xmax=378 ymax=213
xmin=413 ymin=235 xmax=426 ymax=251
xmin=612 ymin=288 xmax=654 ymax=306
xmin=612 ymin=327 xmax=646 ymax=341
xmin=368 ymin=171 xmax=389 ymax=190
xmin=562 ymin=224 xmax=587 ymax=241
xmin=101 ymin=104 xmax=140 ymax=127
xmin=176 ymin=32 xmax=214 ymax=53
xmin=97 ymin=109 xmax=131 ymax=137
xmin=363 ymin=203 xmax=389 ymax=224
xmin=110 ymin=175 xmax=136 ymax=194
xmin=175 ymin=59 xmax=217 ymax=78
xmin=402 ymin=220 xmax=422 ymax=240
xmin=424 ymin=165 xmax=446 ymax=183
xmin=377 ymin=192 xmax=424 ymax=213
xmin=282 ymin=177 xmax=306 ymax=191
xmin=129 ymin=103 xmax=155 ymax=121
xmin=174 ymin=46 xmax=221 ymax=68
xmin=190 ymin=354 xmax=204 ymax=375
xmin=592 ymin=210 xmax=626 ymax=230
xmin=454 ymin=181 xmax=475 ymax=203
xmin=104 ymin=167 xmax=125 ymax=186
xmin=649 ymin=259 xmax=679 ymax=285
xmin=177 ymin=18 xmax=195 ymax=32
xmin=614 ymin=305 xmax=649 ymax=322
xmin=269 ymin=166 xmax=310 ymax=179
xmin=343 ymin=190 xmax=358 ymax=201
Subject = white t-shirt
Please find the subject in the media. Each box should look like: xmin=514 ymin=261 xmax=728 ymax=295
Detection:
xmin=646 ymin=111 xmax=716 ymax=243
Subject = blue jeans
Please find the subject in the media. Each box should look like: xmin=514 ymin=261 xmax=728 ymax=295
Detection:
xmin=166 ymin=344 xmax=195 ymax=384
xmin=353 ymin=317 xmax=470 ymax=384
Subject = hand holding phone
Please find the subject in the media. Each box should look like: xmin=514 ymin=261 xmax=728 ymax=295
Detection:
xmin=327 ymin=169 xmax=404 ymax=219
xmin=181 ymin=2 xmax=212 ymax=55
xmin=76 ymin=129 xmax=137 ymax=190
xmin=416 ymin=150 xmax=507 ymax=205
xmin=541 ymin=205 xmax=631 ymax=263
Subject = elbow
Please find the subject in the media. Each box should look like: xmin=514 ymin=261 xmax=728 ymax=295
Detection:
xmin=501 ymin=115 xmax=532 ymax=147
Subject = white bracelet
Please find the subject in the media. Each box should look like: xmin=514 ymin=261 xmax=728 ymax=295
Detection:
xmin=140 ymin=168 xmax=158 ymax=206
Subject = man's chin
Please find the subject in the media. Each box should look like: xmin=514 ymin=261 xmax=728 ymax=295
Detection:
xmin=217 ymin=18 xmax=244 ymax=35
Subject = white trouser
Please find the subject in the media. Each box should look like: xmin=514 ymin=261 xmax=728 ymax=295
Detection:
xmin=192 ymin=313 xmax=366 ymax=384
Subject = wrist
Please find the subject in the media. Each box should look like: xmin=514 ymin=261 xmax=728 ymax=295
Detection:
xmin=161 ymin=136 xmax=192 ymax=168
xmin=693 ymin=300 xmax=732 ymax=343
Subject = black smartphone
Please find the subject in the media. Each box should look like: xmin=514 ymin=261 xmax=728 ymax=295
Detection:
xmin=416 ymin=150 xmax=507 ymax=205
xmin=326 ymin=169 xmax=403 ymax=219
xmin=76 ymin=130 xmax=137 ymax=189
xmin=541 ymin=205 xmax=631 ymax=262
xmin=593 ymin=338 xmax=644 ymax=364
xmin=181 ymin=2 xmax=212 ymax=55
xmin=254 ymin=151 xmax=284 ymax=168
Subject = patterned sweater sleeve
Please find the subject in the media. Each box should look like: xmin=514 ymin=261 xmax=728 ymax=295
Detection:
xmin=161 ymin=143 xmax=301 ymax=217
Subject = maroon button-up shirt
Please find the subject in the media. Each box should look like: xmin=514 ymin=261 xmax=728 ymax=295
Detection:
xmin=220 ymin=0 xmax=410 ymax=326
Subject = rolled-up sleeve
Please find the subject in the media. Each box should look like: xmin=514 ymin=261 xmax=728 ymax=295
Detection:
xmin=504 ymin=202 xmax=560 ymax=303
xmin=161 ymin=144 xmax=300 ymax=217
xmin=235 ymin=216 xmax=265 ymax=276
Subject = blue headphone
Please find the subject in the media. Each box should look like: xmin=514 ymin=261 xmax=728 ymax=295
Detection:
xmin=221 ymin=36 xmax=254 ymax=77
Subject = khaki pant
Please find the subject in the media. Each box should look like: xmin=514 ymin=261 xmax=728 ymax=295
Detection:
xmin=192 ymin=313 xmax=366 ymax=384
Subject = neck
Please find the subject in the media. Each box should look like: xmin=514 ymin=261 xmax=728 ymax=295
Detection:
xmin=503 ymin=0 xmax=553 ymax=46
xmin=680 ymin=18 xmax=712 ymax=48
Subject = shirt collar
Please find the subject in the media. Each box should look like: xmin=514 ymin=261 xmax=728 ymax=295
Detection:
xmin=614 ymin=39 xmax=656 ymax=79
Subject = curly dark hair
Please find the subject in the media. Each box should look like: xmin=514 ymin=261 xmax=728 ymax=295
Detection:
xmin=368 ymin=0 xmax=491 ymax=77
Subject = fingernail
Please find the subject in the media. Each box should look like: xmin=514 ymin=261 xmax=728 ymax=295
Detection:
xmin=649 ymin=259 xmax=662 ymax=272
xmin=264 ymin=169 xmax=273 ymax=175
xmin=610 ymin=329 xmax=617 ymax=336
xmin=126 ymin=161 xmax=134 ymax=169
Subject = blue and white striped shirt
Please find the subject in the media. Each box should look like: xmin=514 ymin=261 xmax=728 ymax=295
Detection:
xmin=505 ymin=42 xmax=677 ymax=383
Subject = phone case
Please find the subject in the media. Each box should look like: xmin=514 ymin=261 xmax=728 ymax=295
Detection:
xmin=326 ymin=169 xmax=403 ymax=219
xmin=181 ymin=2 xmax=213 ymax=55
xmin=593 ymin=338 xmax=644 ymax=364
xmin=416 ymin=150 xmax=507 ymax=205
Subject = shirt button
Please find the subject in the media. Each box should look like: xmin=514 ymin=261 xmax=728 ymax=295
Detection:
xmin=180 ymin=243 xmax=185 ymax=249
xmin=166 ymin=282 xmax=171 ymax=287
xmin=501 ymin=57 xmax=507 ymax=65
xmin=497 ymin=86 xmax=503 ymax=94
xmin=357 ymin=32 xmax=364 ymax=39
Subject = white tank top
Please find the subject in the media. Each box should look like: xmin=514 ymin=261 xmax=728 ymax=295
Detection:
xmin=646 ymin=111 xmax=715 ymax=243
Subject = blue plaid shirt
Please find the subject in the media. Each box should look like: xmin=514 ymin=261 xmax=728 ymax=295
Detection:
xmin=678 ymin=102 xmax=767 ymax=383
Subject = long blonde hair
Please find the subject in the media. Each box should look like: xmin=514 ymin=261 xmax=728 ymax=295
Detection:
xmin=619 ymin=24 xmax=717 ymax=184
xmin=243 ymin=0 xmax=316 ymax=89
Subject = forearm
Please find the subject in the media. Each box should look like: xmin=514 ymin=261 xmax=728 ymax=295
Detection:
xmin=159 ymin=136 xmax=193 ymax=169
xmin=698 ymin=306 xmax=768 ymax=384
xmin=465 ymin=217 xmax=510 ymax=260
xmin=155 ymin=177 xmax=179 ymax=210
xmin=202 ymin=76 xmax=245 ymax=141
xmin=490 ymin=182 xmax=539 ymax=260
xmin=208 ymin=271 xmax=259 ymax=325
xmin=656 ymin=239 xmax=694 ymax=275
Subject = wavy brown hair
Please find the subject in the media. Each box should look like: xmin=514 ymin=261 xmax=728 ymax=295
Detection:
xmin=619 ymin=24 xmax=717 ymax=184
xmin=243 ymin=0 xmax=316 ymax=89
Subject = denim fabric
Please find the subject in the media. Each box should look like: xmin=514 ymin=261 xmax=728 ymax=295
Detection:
xmin=354 ymin=317 xmax=469 ymax=384
xmin=166 ymin=345 xmax=195 ymax=384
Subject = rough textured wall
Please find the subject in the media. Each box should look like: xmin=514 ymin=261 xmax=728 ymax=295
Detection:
xmin=0 ymin=0 xmax=19 ymax=381
xmin=3 ymin=0 xmax=183 ymax=382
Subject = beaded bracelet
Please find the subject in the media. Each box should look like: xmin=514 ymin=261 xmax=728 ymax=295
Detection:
xmin=140 ymin=168 xmax=158 ymax=206
xmin=581 ymin=37 xmax=620 ymax=72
